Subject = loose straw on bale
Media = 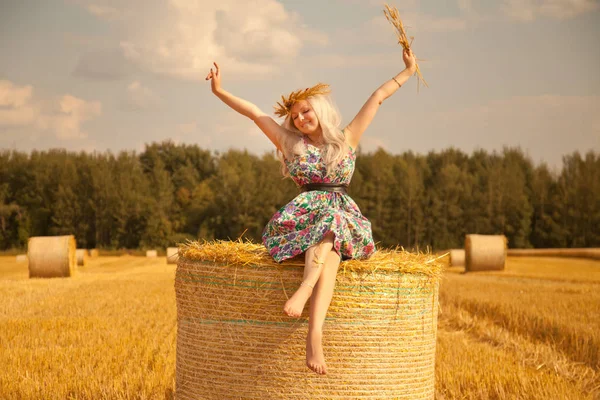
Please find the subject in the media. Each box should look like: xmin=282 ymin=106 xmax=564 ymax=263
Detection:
xmin=28 ymin=235 xmax=77 ymax=278
xmin=75 ymin=249 xmax=87 ymax=266
xmin=167 ymin=247 xmax=179 ymax=264
xmin=175 ymin=239 xmax=444 ymax=399
xmin=146 ymin=250 xmax=157 ymax=258
xmin=384 ymin=3 xmax=428 ymax=91
xmin=508 ymin=248 xmax=600 ymax=260
xmin=449 ymin=249 xmax=465 ymax=267
xmin=465 ymin=234 xmax=507 ymax=272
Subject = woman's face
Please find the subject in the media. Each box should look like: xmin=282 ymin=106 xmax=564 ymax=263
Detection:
xmin=290 ymin=100 xmax=321 ymax=135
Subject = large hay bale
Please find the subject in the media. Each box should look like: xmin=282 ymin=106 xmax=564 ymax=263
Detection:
xmin=146 ymin=250 xmax=157 ymax=258
xmin=175 ymin=240 xmax=443 ymax=400
xmin=507 ymin=248 xmax=600 ymax=260
xmin=449 ymin=249 xmax=465 ymax=266
xmin=16 ymin=254 xmax=27 ymax=263
xmin=88 ymin=248 xmax=99 ymax=258
xmin=75 ymin=249 xmax=87 ymax=266
xmin=166 ymin=247 xmax=179 ymax=264
xmin=28 ymin=235 xmax=77 ymax=278
xmin=465 ymin=234 xmax=507 ymax=272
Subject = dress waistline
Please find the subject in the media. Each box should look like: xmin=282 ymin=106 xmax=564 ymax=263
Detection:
xmin=300 ymin=183 xmax=348 ymax=194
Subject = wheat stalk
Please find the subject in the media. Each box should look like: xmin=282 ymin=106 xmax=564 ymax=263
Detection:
xmin=384 ymin=3 xmax=428 ymax=91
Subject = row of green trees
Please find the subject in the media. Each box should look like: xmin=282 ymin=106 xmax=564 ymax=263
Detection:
xmin=1 ymin=142 xmax=598 ymax=251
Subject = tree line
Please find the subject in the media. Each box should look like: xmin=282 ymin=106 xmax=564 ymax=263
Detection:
xmin=0 ymin=142 xmax=598 ymax=251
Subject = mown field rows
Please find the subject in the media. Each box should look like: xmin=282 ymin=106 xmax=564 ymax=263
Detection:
xmin=1 ymin=255 xmax=598 ymax=399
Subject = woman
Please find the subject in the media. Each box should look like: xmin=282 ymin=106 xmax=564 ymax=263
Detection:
xmin=205 ymin=48 xmax=417 ymax=375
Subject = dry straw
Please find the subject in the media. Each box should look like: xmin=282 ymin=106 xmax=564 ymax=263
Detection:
xmin=88 ymin=248 xmax=99 ymax=258
xmin=75 ymin=249 xmax=87 ymax=267
xmin=507 ymin=248 xmax=600 ymax=260
xmin=465 ymin=234 xmax=507 ymax=272
xmin=28 ymin=235 xmax=77 ymax=278
xmin=15 ymin=254 xmax=27 ymax=263
xmin=146 ymin=250 xmax=158 ymax=258
xmin=384 ymin=3 xmax=428 ymax=91
xmin=175 ymin=239 xmax=444 ymax=399
xmin=167 ymin=247 xmax=179 ymax=264
xmin=449 ymin=249 xmax=465 ymax=267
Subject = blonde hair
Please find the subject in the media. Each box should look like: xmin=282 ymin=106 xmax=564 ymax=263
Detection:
xmin=276 ymin=94 xmax=350 ymax=179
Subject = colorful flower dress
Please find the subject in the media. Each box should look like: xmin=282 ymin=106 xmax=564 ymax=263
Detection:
xmin=262 ymin=133 xmax=376 ymax=263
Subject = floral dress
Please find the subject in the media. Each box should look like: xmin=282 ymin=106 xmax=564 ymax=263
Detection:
xmin=262 ymin=133 xmax=376 ymax=263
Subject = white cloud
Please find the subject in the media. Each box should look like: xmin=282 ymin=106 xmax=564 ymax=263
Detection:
xmin=78 ymin=0 xmax=328 ymax=81
xmin=0 ymin=80 xmax=101 ymax=141
xmin=502 ymin=0 xmax=599 ymax=21
xmin=124 ymin=81 xmax=162 ymax=111
xmin=401 ymin=94 xmax=600 ymax=166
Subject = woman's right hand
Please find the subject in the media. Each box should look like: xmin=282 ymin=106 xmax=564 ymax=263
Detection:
xmin=205 ymin=62 xmax=221 ymax=94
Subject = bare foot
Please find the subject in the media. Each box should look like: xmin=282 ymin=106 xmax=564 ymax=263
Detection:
xmin=283 ymin=284 xmax=313 ymax=317
xmin=306 ymin=330 xmax=327 ymax=375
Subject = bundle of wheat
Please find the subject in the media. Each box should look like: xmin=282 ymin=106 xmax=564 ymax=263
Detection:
xmin=383 ymin=3 xmax=428 ymax=91
xmin=465 ymin=234 xmax=507 ymax=272
xmin=28 ymin=235 xmax=77 ymax=278
xmin=88 ymin=249 xmax=99 ymax=258
xmin=449 ymin=249 xmax=465 ymax=266
xmin=175 ymin=239 xmax=444 ymax=399
xmin=166 ymin=247 xmax=178 ymax=264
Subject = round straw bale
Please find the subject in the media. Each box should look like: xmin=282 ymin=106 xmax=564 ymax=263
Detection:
xmin=166 ymin=247 xmax=178 ymax=264
xmin=88 ymin=248 xmax=99 ymax=258
xmin=175 ymin=240 xmax=443 ymax=399
xmin=28 ymin=235 xmax=77 ymax=278
xmin=146 ymin=250 xmax=157 ymax=258
xmin=75 ymin=249 xmax=87 ymax=266
xmin=16 ymin=254 xmax=27 ymax=263
xmin=465 ymin=234 xmax=507 ymax=272
xmin=449 ymin=249 xmax=465 ymax=266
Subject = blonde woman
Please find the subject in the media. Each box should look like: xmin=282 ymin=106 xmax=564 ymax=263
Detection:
xmin=205 ymin=48 xmax=417 ymax=375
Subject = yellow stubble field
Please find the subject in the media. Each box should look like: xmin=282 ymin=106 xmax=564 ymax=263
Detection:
xmin=0 ymin=254 xmax=598 ymax=399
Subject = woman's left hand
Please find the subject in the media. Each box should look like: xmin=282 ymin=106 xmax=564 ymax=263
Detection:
xmin=403 ymin=48 xmax=417 ymax=72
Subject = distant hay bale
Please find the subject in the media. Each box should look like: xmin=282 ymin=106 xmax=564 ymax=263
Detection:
xmin=88 ymin=249 xmax=99 ymax=258
xmin=449 ymin=249 xmax=465 ymax=266
xmin=465 ymin=234 xmax=507 ymax=272
xmin=75 ymin=249 xmax=87 ymax=266
xmin=16 ymin=254 xmax=27 ymax=263
xmin=175 ymin=239 xmax=444 ymax=399
xmin=166 ymin=247 xmax=178 ymax=264
xmin=146 ymin=250 xmax=157 ymax=258
xmin=507 ymin=248 xmax=600 ymax=260
xmin=28 ymin=235 xmax=77 ymax=278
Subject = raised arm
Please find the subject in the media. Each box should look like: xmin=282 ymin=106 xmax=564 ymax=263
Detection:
xmin=206 ymin=62 xmax=289 ymax=152
xmin=344 ymin=49 xmax=417 ymax=149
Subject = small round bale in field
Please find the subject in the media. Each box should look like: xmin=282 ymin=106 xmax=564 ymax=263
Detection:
xmin=465 ymin=234 xmax=507 ymax=272
xmin=146 ymin=250 xmax=158 ymax=258
xmin=449 ymin=249 xmax=465 ymax=266
xmin=175 ymin=240 xmax=443 ymax=400
xmin=75 ymin=249 xmax=87 ymax=266
xmin=88 ymin=248 xmax=99 ymax=258
xmin=28 ymin=235 xmax=77 ymax=278
xmin=16 ymin=254 xmax=27 ymax=263
xmin=166 ymin=247 xmax=178 ymax=264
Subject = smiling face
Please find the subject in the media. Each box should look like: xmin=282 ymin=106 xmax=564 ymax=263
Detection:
xmin=290 ymin=100 xmax=321 ymax=135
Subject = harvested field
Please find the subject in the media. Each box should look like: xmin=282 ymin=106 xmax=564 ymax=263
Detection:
xmin=0 ymin=254 xmax=598 ymax=399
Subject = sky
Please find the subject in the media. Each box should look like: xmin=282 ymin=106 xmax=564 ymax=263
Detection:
xmin=0 ymin=0 xmax=599 ymax=169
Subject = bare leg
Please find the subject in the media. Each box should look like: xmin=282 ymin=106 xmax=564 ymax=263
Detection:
xmin=306 ymin=248 xmax=341 ymax=375
xmin=283 ymin=232 xmax=334 ymax=318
